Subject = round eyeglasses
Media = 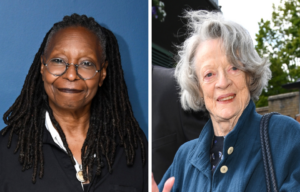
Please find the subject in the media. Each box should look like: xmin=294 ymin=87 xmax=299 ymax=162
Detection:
xmin=43 ymin=58 xmax=102 ymax=80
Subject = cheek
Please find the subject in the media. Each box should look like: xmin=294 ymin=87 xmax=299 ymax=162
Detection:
xmin=238 ymin=84 xmax=250 ymax=102
xmin=234 ymin=75 xmax=251 ymax=106
xmin=236 ymin=75 xmax=249 ymax=94
xmin=42 ymin=74 xmax=58 ymax=96
xmin=85 ymin=81 xmax=100 ymax=98
xmin=199 ymin=82 xmax=215 ymax=110
xmin=42 ymin=68 xmax=57 ymax=83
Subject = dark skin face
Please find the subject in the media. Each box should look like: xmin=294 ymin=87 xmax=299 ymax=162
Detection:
xmin=41 ymin=26 xmax=108 ymax=112
xmin=40 ymin=26 xmax=108 ymax=171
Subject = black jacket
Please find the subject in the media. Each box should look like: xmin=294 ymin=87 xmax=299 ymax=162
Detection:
xmin=0 ymin=128 xmax=148 ymax=192
xmin=152 ymin=65 xmax=209 ymax=183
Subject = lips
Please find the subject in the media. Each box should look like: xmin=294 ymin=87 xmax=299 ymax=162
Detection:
xmin=58 ymin=88 xmax=83 ymax=93
xmin=217 ymin=93 xmax=236 ymax=102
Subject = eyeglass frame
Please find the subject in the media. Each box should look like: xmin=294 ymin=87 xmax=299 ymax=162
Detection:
xmin=42 ymin=58 xmax=104 ymax=80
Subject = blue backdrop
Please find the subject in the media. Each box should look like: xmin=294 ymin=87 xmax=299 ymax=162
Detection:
xmin=0 ymin=0 xmax=148 ymax=138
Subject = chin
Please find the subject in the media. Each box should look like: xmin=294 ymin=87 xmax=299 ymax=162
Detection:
xmin=217 ymin=109 xmax=241 ymax=120
xmin=54 ymin=100 xmax=83 ymax=110
xmin=63 ymin=103 xmax=77 ymax=109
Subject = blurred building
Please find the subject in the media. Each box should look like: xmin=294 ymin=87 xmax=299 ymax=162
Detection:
xmin=256 ymin=92 xmax=299 ymax=118
xmin=152 ymin=0 xmax=221 ymax=68
xmin=256 ymin=80 xmax=300 ymax=119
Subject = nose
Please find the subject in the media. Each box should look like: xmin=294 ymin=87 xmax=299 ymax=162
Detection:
xmin=215 ymin=70 xmax=231 ymax=89
xmin=63 ymin=63 xmax=79 ymax=81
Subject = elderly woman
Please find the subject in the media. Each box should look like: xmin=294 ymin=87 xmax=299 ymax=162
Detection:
xmin=152 ymin=10 xmax=300 ymax=191
xmin=0 ymin=14 xmax=147 ymax=191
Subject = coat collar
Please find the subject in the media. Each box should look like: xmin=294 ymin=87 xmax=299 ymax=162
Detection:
xmin=189 ymin=100 xmax=258 ymax=178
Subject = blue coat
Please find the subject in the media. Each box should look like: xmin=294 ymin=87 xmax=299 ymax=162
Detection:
xmin=158 ymin=101 xmax=300 ymax=191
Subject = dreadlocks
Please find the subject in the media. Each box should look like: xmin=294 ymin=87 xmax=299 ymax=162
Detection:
xmin=1 ymin=14 xmax=146 ymax=183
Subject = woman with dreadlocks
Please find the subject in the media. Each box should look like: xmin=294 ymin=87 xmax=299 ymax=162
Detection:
xmin=0 ymin=14 xmax=147 ymax=192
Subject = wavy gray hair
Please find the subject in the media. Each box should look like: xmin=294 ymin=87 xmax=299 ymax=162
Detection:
xmin=175 ymin=10 xmax=271 ymax=111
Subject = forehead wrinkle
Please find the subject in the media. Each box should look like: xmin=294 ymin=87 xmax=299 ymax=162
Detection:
xmin=44 ymin=27 xmax=103 ymax=59
xmin=195 ymin=40 xmax=230 ymax=72
xmin=50 ymin=43 xmax=98 ymax=56
xmin=51 ymin=35 xmax=99 ymax=52
xmin=45 ymin=34 xmax=102 ymax=63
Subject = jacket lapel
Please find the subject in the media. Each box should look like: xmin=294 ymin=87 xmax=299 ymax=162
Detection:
xmin=189 ymin=119 xmax=214 ymax=179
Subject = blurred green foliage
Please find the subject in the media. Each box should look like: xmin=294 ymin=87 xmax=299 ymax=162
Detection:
xmin=255 ymin=0 xmax=300 ymax=107
xmin=152 ymin=0 xmax=166 ymax=22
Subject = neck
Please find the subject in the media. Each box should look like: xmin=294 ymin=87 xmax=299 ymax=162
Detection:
xmin=210 ymin=114 xmax=240 ymax=136
xmin=210 ymin=100 xmax=250 ymax=137
xmin=49 ymin=102 xmax=91 ymax=139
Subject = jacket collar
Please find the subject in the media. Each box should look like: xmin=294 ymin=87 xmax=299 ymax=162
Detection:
xmin=189 ymin=100 xmax=257 ymax=178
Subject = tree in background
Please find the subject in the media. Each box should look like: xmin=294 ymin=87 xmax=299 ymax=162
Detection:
xmin=255 ymin=0 xmax=300 ymax=107
xmin=152 ymin=0 xmax=166 ymax=22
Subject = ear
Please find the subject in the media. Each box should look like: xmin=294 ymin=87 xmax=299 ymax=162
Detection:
xmin=40 ymin=56 xmax=45 ymax=81
xmin=98 ymin=61 xmax=108 ymax=87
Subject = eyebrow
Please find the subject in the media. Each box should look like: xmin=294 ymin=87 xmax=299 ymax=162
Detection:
xmin=199 ymin=61 xmax=216 ymax=71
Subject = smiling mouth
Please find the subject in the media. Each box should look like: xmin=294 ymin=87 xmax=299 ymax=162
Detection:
xmin=218 ymin=96 xmax=234 ymax=101
xmin=217 ymin=94 xmax=236 ymax=102
xmin=58 ymin=88 xmax=83 ymax=93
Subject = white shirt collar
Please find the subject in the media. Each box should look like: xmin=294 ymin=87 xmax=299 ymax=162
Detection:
xmin=45 ymin=111 xmax=67 ymax=152
xmin=45 ymin=111 xmax=82 ymax=174
xmin=44 ymin=111 xmax=92 ymax=187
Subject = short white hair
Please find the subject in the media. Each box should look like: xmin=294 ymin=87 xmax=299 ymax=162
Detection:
xmin=175 ymin=10 xmax=271 ymax=111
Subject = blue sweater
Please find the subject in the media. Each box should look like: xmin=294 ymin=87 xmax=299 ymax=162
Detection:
xmin=158 ymin=101 xmax=300 ymax=191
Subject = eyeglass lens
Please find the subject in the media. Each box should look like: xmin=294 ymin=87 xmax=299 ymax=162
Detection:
xmin=47 ymin=59 xmax=98 ymax=79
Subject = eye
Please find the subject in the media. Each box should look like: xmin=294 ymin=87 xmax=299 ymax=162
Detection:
xmin=81 ymin=61 xmax=93 ymax=66
xmin=232 ymin=66 xmax=238 ymax=70
xmin=51 ymin=58 xmax=64 ymax=63
xmin=205 ymin=72 xmax=213 ymax=77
